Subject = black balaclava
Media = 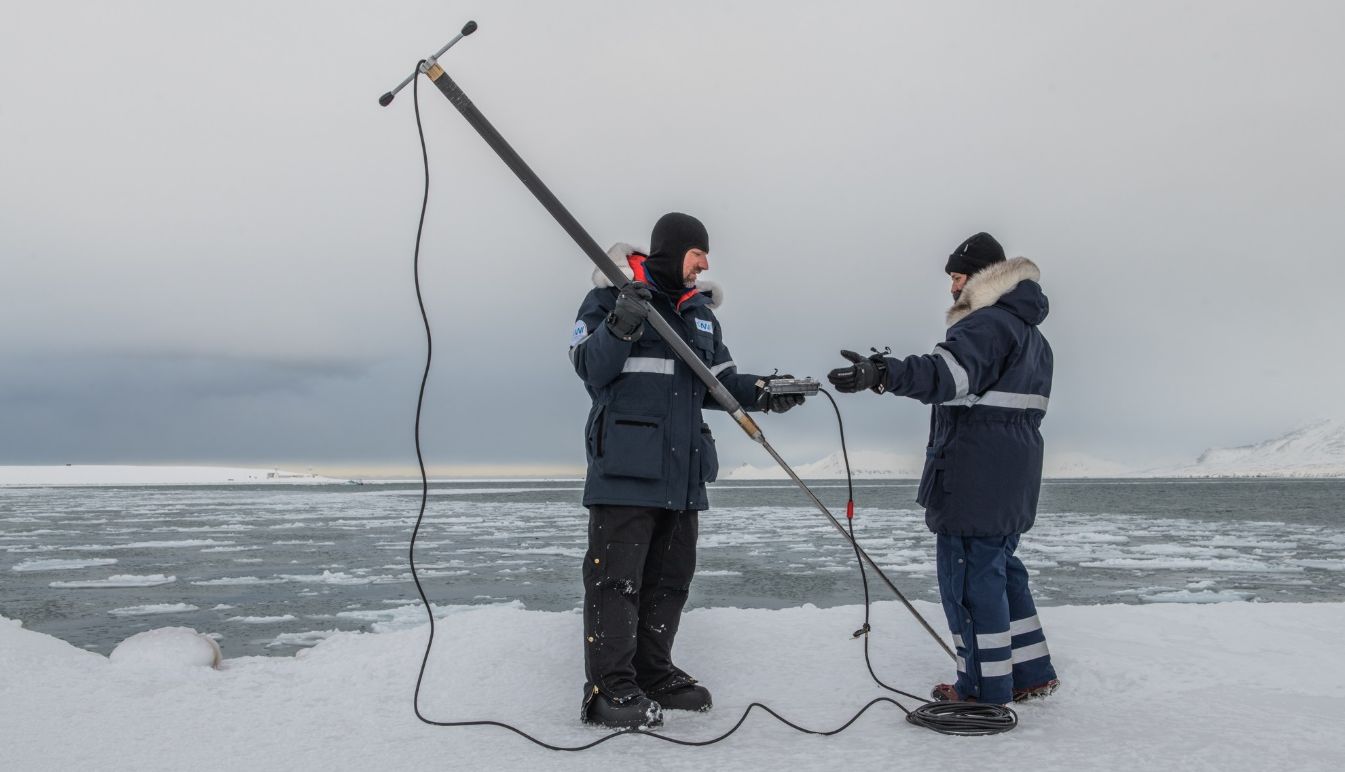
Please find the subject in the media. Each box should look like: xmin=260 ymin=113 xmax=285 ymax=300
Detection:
xmin=945 ymin=232 xmax=1006 ymax=276
xmin=647 ymin=212 xmax=709 ymax=295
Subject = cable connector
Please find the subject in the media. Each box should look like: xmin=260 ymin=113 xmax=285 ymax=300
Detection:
xmin=852 ymin=623 xmax=871 ymax=639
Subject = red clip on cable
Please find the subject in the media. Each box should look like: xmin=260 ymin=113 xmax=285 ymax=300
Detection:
xmin=846 ymin=499 xmax=855 ymax=520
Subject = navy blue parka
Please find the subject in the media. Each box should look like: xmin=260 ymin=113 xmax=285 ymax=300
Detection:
xmin=569 ymin=244 xmax=763 ymax=511
xmin=877 ymin=258 xmax=1053 ymax=536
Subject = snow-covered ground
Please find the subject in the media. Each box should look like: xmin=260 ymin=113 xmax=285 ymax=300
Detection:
xmin=0 ymin=465 xmax=342 ymax=487
xmin=4 ymin=601 xmax=1342 ymax=771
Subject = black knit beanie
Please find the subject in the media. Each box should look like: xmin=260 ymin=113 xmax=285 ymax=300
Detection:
xmin=945 ymin=232 xmax=1005 ymax=276
xmin=647 ymin=212 xmax=709 ymax=293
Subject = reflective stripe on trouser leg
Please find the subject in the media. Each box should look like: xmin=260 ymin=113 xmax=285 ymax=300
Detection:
xmin=1005 ymin=535 xmax=1057 ymax=688
xmin=938 ymin=534 xmax=1014 ymax=703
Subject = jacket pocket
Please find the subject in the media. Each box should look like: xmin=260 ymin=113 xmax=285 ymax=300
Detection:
xmin=587 ymin=406 xmax=606 ymax=461
xmin=600 ymin=413 xmax=665 ymax=479
xmin=698 ymin=423 xmax=719 ymax=484
xmin=916 ymin=449 xmax=946 ymax=507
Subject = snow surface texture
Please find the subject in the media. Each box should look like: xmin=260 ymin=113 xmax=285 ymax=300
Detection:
xmin=3 ymin=603 xmax=1343 ymax=771
xmin=0 ymin=465 xmax=341 ymax=487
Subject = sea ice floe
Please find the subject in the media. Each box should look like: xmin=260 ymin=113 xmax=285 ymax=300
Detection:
xmin=11 ymin=558 xmax=119 ymax=572
xmin=1055 ymin=531 xmax=1131 ymax=544
xmin=108 ymin=603 xmax=200 ymax=616
xmin=1139 ymin=589 xmax=1255 ymax=603
xmin=277 ymin=570 xmax=385 ymax=585
xmin=266 ymin=629 xmax=344 ymax=647
xmin=226 ymin=615 xmax=297 ymax=624
xmin=273 ymin=540 xmax=337 ymax=546
xmin=1293 ymin=560 xmax=1345 ymax=571
xmin=190 ymin=576 xmax=287 ymax=586
xmin=1206 ymin=538 xmax=1298 ymax=549
xmin=50 ymin=574 xmax=177 ymax=588
xmin=459 ymin=546 xmax=586 ymax=558
xmin=123 ymin=540 xmax=236 ymax=549
xmin=1079 ymin=557 xmax=1300 ymax=573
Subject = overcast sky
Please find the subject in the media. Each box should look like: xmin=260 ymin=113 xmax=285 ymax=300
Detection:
xmin=3 ymin=1 xmax=1343 ymax=474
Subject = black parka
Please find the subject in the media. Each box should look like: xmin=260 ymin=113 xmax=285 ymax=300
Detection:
xmin=569 ymin=245 xmax=762 ymax=511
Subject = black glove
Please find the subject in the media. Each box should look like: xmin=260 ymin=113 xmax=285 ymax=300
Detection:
xmin=605 ymin=281 xmax=652 ymax=341
xmin=826 ymin=350 xmax=888 ymax=394
xmin=755 ymin=373 xmax=807 ymax=414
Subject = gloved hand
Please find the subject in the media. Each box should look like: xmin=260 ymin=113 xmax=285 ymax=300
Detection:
xmin=606 ymin=281 xmax=653 ymax=341
xmin=826 ymin=350 xmax=889 ymax=394
xmin=755 ymin=373 xmax=807 ymax=414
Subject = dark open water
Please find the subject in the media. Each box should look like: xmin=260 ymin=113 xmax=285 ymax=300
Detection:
xmin=2 ymin=478 xmax=1342 ymax=657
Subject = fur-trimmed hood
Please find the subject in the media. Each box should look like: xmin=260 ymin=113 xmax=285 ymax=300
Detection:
xmin=946 ymin=257 xmax=1046 ymax=327
xmin=592 ymin=242 xmax=723 ymax=309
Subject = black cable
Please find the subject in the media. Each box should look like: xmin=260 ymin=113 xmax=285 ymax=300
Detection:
xmin=402 ymin=63 xmax=1012 ymax=744
xmin=819 ymin=388 xmax=925 ymax=704
xmin=819 ymin=389 xmax=1017 ymax=734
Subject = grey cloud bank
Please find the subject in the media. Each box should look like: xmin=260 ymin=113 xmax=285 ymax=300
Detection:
xmin=2 ymin=1 xmax=1342 ymax=471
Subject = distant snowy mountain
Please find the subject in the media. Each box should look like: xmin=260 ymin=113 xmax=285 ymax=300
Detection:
xmin=1151 ymin=419 xmax=1345 ymax=478
xmin=727 ymin=449 xmax=1131 ymax=480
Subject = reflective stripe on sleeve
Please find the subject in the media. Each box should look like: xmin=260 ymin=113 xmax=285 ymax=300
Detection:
xmin=621 ymin=357 xmax=677 ymax=375
xmin=567 ymin=332 xmax=594 ymax=364
xmin=709 ymin=360 xmax=736 ymax=377
xmin=933 ymin=346 xmax=969 ymax=399
xmin=956 ymin=655 xmax=967 ymax=673
xmin=952 ymin=634 xmax=965 ymax=649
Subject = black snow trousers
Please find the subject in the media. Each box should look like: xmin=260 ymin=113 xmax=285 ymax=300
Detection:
xmin=582 ymin=504 xmax=698 ymax=700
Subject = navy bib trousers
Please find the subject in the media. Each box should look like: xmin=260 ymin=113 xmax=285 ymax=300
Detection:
xmin=936 ymin=534 xmax=1057 ymax=703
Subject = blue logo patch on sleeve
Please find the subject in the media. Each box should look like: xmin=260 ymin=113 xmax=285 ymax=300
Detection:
xmin=570 ymin=321 xmax=588 ymax=346
xmin=695 ymin=318 xmax=714 ymax=334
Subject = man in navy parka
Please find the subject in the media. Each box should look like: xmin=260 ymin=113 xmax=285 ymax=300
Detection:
xmin=827 ymin=232 xmax=1060 ymax=705
xmin=569 ymin=212 xmax=805 ymax=728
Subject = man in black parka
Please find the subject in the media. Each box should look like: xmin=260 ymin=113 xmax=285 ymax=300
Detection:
xmin=828 ymin=232 xmax=1060 ymax=705
xmin=569 ymin=212 xmax=805 ymax=728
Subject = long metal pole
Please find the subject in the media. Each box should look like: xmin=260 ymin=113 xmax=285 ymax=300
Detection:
xmin=419 ymin=62 xmax=954 ymax=661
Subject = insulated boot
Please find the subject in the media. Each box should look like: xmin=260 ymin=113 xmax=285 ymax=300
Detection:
xmin=929 ymin=683 xmax=972 ymax=702
xmin=580 ymin=687 xmax=663 ymax=730
xmin=1013 ymin=678 xmax=1060 ymax=702
xmin=649 ymin=682 xmax=712 ymax=712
